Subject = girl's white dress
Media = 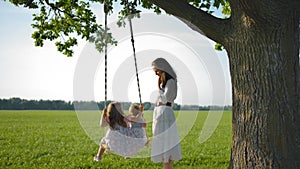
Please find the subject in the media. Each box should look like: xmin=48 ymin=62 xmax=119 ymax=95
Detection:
xmin=151 ymin=79 xmax=182 ymax=163
xmin=100 ymin=115 xmax=147 ymax=157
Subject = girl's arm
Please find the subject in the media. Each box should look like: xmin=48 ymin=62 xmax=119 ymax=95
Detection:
xmin=130 ymin=105 xmax=144 ymax=122
xmin=100 ymin=109 xmax=108 ymax=127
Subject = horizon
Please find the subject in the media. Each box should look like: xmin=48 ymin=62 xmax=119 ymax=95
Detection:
xmin=0 ymin=97 xmax=232 ymax=107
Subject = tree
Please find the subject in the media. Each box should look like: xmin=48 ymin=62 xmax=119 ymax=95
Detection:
xmin=7 ymin=0 xmax=300 ymax=168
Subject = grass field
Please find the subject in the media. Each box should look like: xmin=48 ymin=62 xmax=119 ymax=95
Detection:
xmin=0 ymin=110 xmax=231 ymax=169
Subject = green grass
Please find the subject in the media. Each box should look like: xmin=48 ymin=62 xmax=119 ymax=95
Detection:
xmin=0 ymin=110 xmax=231 ymax=169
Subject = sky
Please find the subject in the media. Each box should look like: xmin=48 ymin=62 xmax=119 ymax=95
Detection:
xmin=0 ymin=1 xmax=232 ymax=105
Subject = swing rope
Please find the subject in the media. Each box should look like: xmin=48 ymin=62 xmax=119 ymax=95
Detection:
xmin=125 ymin=0 xmax=143 ymax=106
xmin=104 ymin=1 xmax=109 ymax=108
xmin=103 ymin=0 xmax=142 ymax=107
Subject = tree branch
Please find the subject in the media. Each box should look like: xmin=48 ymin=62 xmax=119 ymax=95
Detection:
xmin=146 ymin=0 xmax=231 ymax=44
xmin=44 ymin=0 xmax=75 ymax=18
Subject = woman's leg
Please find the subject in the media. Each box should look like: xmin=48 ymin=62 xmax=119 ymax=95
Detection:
xmin=169 ymin=160 xmax=173 ymax=169
xmin=163 ymin=159 xmax=173 ymax=169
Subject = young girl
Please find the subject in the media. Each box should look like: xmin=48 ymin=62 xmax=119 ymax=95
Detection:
xmin=151 ymin=58 xmax=182 ymax=169
xmin=94 ymin=102 xmax=148 ymax=162
xmin=127 ymin=104 xmax=149 ymax=146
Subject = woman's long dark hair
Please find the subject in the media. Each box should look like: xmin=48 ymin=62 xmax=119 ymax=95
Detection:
xmin=158 ymin=71 xmax=174 ymax=90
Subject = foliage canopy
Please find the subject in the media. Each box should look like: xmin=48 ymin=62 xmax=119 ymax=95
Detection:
xmin=7 ymin=0 xmax=230 ymax=56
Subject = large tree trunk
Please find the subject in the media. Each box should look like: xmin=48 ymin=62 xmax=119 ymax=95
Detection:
xmin=225 ymin=1 xmax=300 ymax=168
xmin=148 ymin=0 xmax=300 ymax=168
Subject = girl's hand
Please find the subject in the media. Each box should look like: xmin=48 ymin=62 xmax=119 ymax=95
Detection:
xmin=102 ymin=108 xmax=107 ymax=117
xmin=100 ymin=108 xmax=109 ymax=127
xmin=139 ymin=104 xmax=144 ymax=112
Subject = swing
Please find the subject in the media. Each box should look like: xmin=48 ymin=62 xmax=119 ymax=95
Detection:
xmin=100 ymin=0 xmax=148 ymax=158
xmin=103 ymin=0 xmax=142 ymax=108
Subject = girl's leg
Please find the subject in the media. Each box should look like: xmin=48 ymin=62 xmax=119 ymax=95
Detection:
xmin=97 ymin=145 xmax=106 ymax=156
xmin=94 ymin=144 xmax=106 ymax=162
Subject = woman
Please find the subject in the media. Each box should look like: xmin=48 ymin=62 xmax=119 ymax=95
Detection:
xmin=151 ymin=58 xmax=182 ymax=169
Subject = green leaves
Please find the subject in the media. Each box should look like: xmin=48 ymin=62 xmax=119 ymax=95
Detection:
xmin=8 ymin=0 xmax=39 ymax=9
xmin=215 ymin=43 xmax=224 ymax=51
xmin=55 ymin=38 xmax=77 ymax=57
xmin=186 ymin=0 xmax=231 ymax=16
xmin=221 ymin=1 xmax=231 ymax=17
xmin=213 ymin=0 xmax=226 ymax=9
xmin=8 ymin=0 xmax=231 ymax=56
xmin=116 ymin=0 xmax=141 ymax=27
xmin=89 ymin=27 xmax=118 ymax=53
xmin=27 ymin=0 xmax=101 ymax=57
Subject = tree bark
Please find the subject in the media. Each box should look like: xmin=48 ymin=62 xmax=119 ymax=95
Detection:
xmin=148 ymin=0 xmax=300 ymax=168
xmin=225 ymin=1 xmax=300 ymax=168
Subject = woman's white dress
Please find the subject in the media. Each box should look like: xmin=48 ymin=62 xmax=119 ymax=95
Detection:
xmin=151 ymin=79 xmax=182 ymax=163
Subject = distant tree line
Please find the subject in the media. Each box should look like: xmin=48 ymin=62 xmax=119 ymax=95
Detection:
xmin=0 ymin=98 xmax=73 ymax=110
xmin=0 ymin=98 xmax=231 ymax=111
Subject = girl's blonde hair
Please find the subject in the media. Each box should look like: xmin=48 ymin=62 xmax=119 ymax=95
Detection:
xmin=129 ymin=103 xmax=142 ymax=116
xmin=107 ymin=102 xmax=127 ymax=128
